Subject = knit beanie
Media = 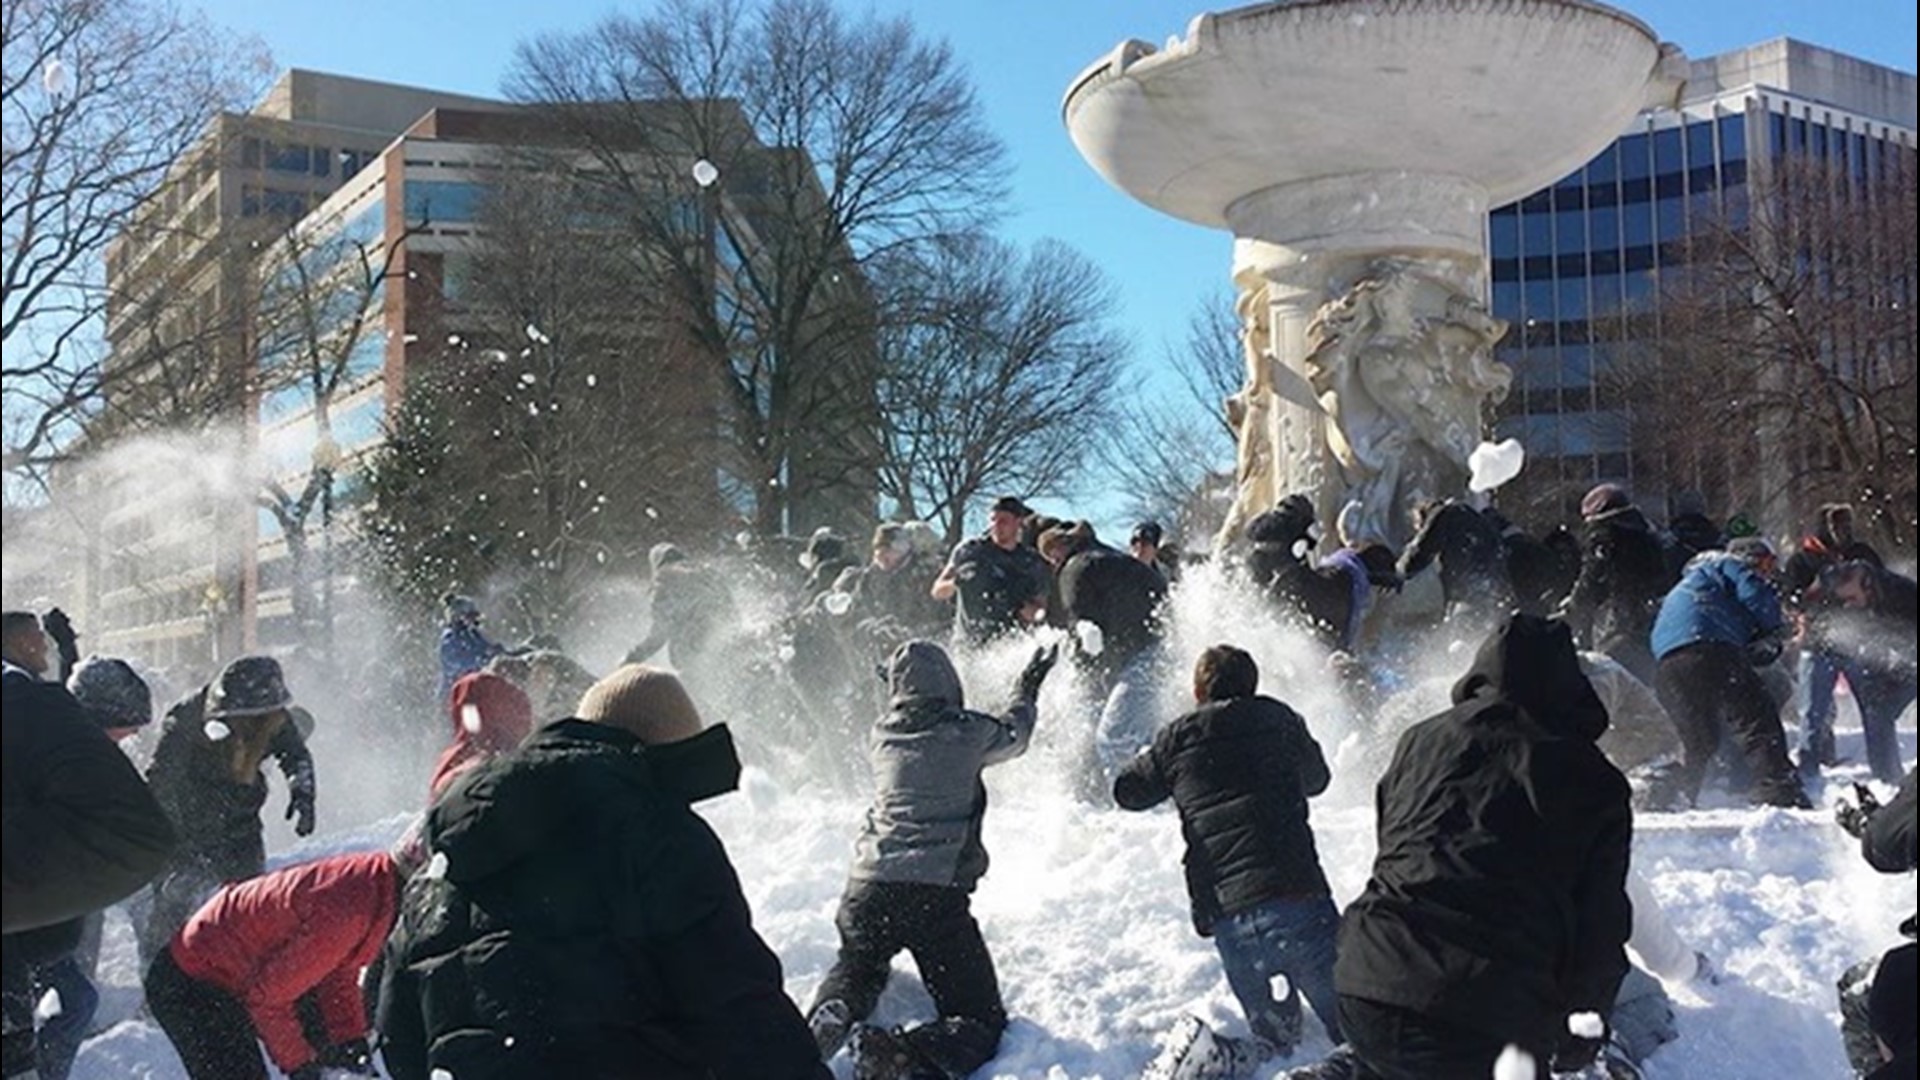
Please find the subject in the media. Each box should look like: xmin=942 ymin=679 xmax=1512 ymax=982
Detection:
xmin=1581 ymin=483 xmax=1631 ymax=520
xmin=576 ymin=664 xmax=704 ymax=746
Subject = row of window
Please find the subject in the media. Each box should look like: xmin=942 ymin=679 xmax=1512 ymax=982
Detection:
xmin=238 ymin=137 xmax=382 ymax=181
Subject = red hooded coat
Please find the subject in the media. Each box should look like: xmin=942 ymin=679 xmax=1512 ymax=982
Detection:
xmin=428 ymin=672 xmax=534 ymax=800
xmin=168 ymin=851 xmax=399 ymax=1073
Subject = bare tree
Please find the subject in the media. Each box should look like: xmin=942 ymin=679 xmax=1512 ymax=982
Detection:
xmin=504 ymin=0 xmax=1007 ymax=535
xmin=2 ymin=0 xmax=267 ymax=471
xmin=1605 ymin=152 xmax=1917 ymax=548
xmin=1101 ymin=290 xmax=1242 ymax=542
xmin=364 ymin=168 xmax=726 ymax=637
xmin=873 ymin=235 xmax=1125 ymax=546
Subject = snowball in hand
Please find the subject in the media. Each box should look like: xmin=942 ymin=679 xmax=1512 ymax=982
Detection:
xmin=1468 ymin=438 xmax=1526 ymax=493
xmin=1567 ymin=1011 xmax=1606 ymax=1040
xmin=203 ymin=719 xmax=232 ymax=742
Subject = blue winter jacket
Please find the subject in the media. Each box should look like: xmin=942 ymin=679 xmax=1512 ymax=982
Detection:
xmin=438 ymin=622 xmax=502 ymax=700
xmin=1650 ymin=553 xmax=1784 ymax=660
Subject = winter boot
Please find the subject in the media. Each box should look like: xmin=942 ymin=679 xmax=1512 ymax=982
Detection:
xmin=809 ymin=998 xmax=853 ymax=1060
xmin=1142 ymin=1015 xmax=1267 ymax=1080
xmin=850 ymin=1024 xmax=944 ymax=1080
xmin=1278 ymin=1043 xmax=1368 ymax=1080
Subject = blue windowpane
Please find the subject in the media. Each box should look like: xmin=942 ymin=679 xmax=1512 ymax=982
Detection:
xmin=1589 ymin=272 xmax=1623 ymax=314
xmin=1790 ymin=117 xmax=1808 ymax=154
xmin=262 ymin=383 xmax=308 ymax=425
xmin=1686 ymin=120 xmax=1715 ymax=169
xmin=1522 ymin=211 xmax=1553 ymax=258
xmin=1490 ymin=209 xmax=1519 ymax=255
xmin=1618 ymin=133 xmax=1651 ymax=179
xmin=333 ymin=390 xmax=386 ymax=451
xmin=1656 ymin=196 xmax=1686 ymax=241
xmin=1591 ymin=204 xmax=1620 ymax=251
xmin=1653 ymin=128 xmax=1683 ymax=173
xmin=1492 ymin=281 xmax=1521 ymax=319
xmin=404 ymin=180 xmax=486 ymax=224
xmin=1718 ymin=114 xmax=1747 ymax=161
xmin=1557 ymin=278 xmax=1588 ymax=322
xmin=1587 ymin=142 xmax=1619 ymax=186
xmin=1622 ymin=200 xmax=1653 ymax=246
xmin=1555 ymin=209 xmax=1585 ymax=254
xmin=1812 ymin=124 xmax=1829 ymax=159
xmin=1524 ymin=280 xmax=1555 ymax=324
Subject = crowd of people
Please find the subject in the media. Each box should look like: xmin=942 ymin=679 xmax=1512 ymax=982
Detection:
xmin=2 ymin=483 xmax=1914 ymax=1080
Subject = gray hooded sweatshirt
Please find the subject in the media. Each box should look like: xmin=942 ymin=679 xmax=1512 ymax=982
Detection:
xmin=849 ymin=641 xmax=1036 ymax=890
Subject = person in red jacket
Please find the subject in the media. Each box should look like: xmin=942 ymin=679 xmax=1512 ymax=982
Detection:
xmin=429 ymin=672 xmax=535 ymax=800
xmin=144 ymin=850 xmax=401 ymax=1080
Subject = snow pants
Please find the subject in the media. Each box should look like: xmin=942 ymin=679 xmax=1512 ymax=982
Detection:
xmin=144 ymin=949 xmax=265 ymax=1080
xmin=810 ymin=880 xmax=1005 ymax=1077
xmin=1654 ymin=642 xmax=1806 ymax=808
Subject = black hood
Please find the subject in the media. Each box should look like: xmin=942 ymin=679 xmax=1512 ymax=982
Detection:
xmin=430 ymin=719 xmax=741 ymax=885
xmin=1451 ymin=614 xmax=1609 ymax=742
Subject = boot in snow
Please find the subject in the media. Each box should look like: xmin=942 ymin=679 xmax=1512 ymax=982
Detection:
xmin=1142 ymin=1015 xmax=1267 ymax=1080
xmin=851 ymin=1024 xmax=944 ymax=1080
xmin=1278 ymin=1043 xmax=1367 ymax=1080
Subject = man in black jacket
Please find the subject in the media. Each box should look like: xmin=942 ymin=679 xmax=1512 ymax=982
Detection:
xmin=1116 ymin=645 xmax=1338 ymax=1059
xmin=1561 ymin=485 xmax=1675 ymax=684
xmin=140 ymin=656 xmax=316 ymax=963
xmin=377 ymin=664 xmax=825 ymax=1080
xmin=1805 ymin=563 xmax=1916 ymax=784
xmin=1332 ymin=615 xmax=1633 ymax=1080
xmin=1398 ymin=499 xmax=1515 ymax=630
xmin=2 ymin=648 xmax=176 ymax=1080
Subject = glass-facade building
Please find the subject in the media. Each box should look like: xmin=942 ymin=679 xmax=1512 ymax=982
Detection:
xmin=1485 ymin=38 xmax=1916 ymax=524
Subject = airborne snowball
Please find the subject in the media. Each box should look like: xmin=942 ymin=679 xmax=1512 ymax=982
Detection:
xmin=1567 ymin=1011 xmax=1606 ymax=1039
xmin=1492 ymin=1045 xmax=1536 ymax=1080
xmin=691 ymin=158 xmax=720 ymax=188
xmin=42 ymin=59 xmax=71 ymax=97
xmin=1468 ymin=438 xmax=1526 ymax=493
xmin=34 ymin=987 xmax=61 ymax=1023
xmin=424 ymin=851 xmax=450 ymax=880
xmin=1074 ymin=620 xmax=1106 ymax=657
xmin=203 ymin=719 xmax=232 ymax=742
xmin=460 ymin=703 xmax=483 ymax=735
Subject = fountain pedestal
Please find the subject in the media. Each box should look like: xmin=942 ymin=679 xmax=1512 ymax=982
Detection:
xmin=1065 ymin=1 xmax=1685 ymax=548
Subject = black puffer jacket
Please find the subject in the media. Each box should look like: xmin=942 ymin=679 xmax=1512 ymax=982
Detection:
xmin=376 ymin=719 xmax=825 ymax=1080
xmin=1113 ymin=696 xmax=1332 ymax=936
xmin=2 ymin=675 xmax=175 ymax=938
xmin=1057 ymin=543 xmax=1167 ymax=672
xmin=1400 ymin=501 xmax=1514 ymax=612
xmin=1335 ymin=615 xmax=1632 ymax=1052
xmin=146 ymin=687 xmax=312 ymax=883
xmin=1564 ymin=507 xmax=1674 ymax=659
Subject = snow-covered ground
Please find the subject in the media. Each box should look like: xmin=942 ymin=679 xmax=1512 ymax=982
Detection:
xmin=63 ymin=568 xmax=1914 ymax=1079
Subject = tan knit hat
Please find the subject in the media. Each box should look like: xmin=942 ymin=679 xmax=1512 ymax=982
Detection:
xmin=576 ymin=664 xmax=705 ymax=745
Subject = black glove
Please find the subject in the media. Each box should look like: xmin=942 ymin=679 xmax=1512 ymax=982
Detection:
xmin=1836 ymin=782 xmax=1882 ymax=839
xmin=1745 ymin=635 xmax=1784 ymax=668
xmin=316 ymin=1037 xmax=375 ymax=1074
xmin=287 ymin=782 xmax=317 ymax=837
xmin=42 ymin=607 xmax=79 ymax=673
xmin=1552 ymin=1031 xmax=1605 ymax=1073
xmin=1014 ymin=643 xmax=1060 ymax=702
xmin=287 ymin=1065 xmax=327 ymax=1080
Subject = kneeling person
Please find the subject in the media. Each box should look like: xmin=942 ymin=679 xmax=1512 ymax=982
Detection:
xmin=1115 ymin=645 xmax=1339 ymax=1059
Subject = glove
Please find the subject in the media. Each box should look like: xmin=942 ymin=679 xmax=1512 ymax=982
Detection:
xmin=1836 ymin=782 xmax=1881 ymax=839
xmin=316 ymin=1037 xmax=375 ymax=1074
xmin=1745 ymin=635 xmax=1784 ymax=668
xmin=287 ymin=782 xmax=317 ymax=837
xmin=1552 ymin=1012 xmax=1608 ymax=1073
xmin=1014 ymin=643 xmax=1060 ymax=702
xmin=287 ymin=1066 xmax=327 ymax=1080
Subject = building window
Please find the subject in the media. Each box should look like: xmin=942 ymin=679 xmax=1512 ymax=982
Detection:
xmin=266 ymin=141 xmax=311 ymax=174
xmin=241 ymin=136 xmax=261 ymax=168
xmin=312 ymin=147 xmax=331 ymax=178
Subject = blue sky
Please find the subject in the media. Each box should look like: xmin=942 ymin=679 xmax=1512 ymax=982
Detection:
xmin=195 ymin=0 xmax=1916 ymax=519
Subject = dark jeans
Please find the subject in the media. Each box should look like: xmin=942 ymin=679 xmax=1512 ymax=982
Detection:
xmin=1339 ymin=995 xmax=1547 ymax=1080
xmin=1855 ymin=669 xmax=1917 ymax=785
xmin=1212 ymin=895 xmax=1342 ymax=1048
xmin=1798 ymin=648 xmax=1865 ymax=767
xmin=145 ymin=949 xmax=266 ymax=1080
xmin=1654 ymin=642 xmax=1806 ymax=808
xmin=810 ymin=880 xmax=1005 ymax=1077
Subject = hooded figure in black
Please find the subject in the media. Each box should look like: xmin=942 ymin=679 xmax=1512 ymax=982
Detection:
xmin=1561 ymin=485 xmax=1675 ymax=683
xmin=376 ymin=664 xmax=826 ymax=1080
xmin=1333 ymin=615 xmax=1632 ymax=1080
xmin=1243 ymin=495 xmax=1384 ymax=653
